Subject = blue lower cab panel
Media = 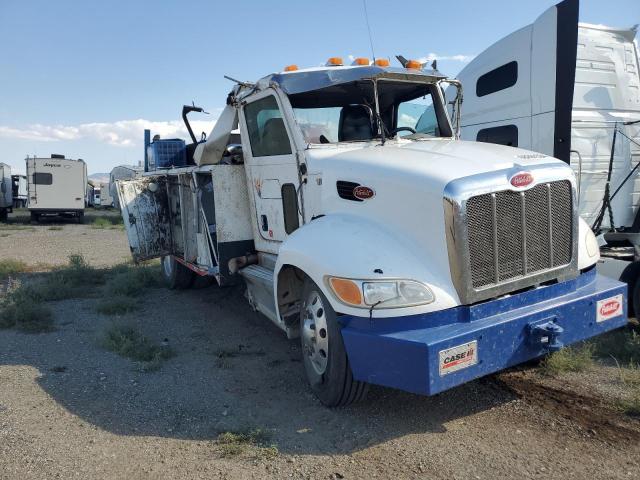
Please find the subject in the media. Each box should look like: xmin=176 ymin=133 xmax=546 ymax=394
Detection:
xmin=340 ymin=270 xmax=627 ymax=396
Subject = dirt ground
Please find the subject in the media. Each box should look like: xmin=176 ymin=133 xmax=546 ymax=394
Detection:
xmin=1 ymin=211 xmax=640 ymax=479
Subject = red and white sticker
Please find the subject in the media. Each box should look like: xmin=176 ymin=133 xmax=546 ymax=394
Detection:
xmin=439 ymin=341 xmax=478 ymax=376
xmin=596 ymin=294 xmax=623 ymax=323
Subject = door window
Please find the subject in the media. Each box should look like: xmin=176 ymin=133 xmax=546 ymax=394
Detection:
xmin=245 ymin=96 xmax=292 ymax=157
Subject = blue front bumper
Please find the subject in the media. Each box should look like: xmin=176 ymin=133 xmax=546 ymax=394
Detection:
xmin=340 ymin=269 xmax=627 ymax=396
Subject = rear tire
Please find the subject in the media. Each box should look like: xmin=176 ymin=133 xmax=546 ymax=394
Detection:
xmin=0 ymin=209 xmax=7 ymax=222
xmin=300 ymin=278 xmax=368 ymax=407
xmin=161 ymin=255 xmax=195 ymax=289
xmin=30 ymin=211 xmax=39 ymax=223
xmin=620 ymin=261 xmax=640 ymax=317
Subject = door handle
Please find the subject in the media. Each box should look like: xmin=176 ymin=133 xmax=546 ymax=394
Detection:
xmin=260 ymin=214 xmax=268 ymax=232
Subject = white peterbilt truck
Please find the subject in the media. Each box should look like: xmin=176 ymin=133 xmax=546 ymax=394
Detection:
xmin=117 ymin=59 xmax=627 ymax=406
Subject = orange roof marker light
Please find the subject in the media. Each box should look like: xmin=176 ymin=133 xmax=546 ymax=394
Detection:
xmin=405 ymin=59 xmax=423 ymax=70
xmin=352 ymin=57 xmax=370 ymax=66
xmin=326 ymin=57 xmax=344 ymax=66
xmin=374 ymin=58 xmax=390 ymax=67
xmin=284 ymin=64 xmax=299 ymax=72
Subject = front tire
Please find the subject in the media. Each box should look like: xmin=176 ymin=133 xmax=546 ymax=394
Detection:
xmin=300 ymin=279 xmax=367 ymax=407
xmin=161 ymin=255 xmax=195 ymax=289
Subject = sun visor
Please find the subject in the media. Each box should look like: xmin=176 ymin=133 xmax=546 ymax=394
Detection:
xmin=194 ymin=105 xmax=239 ymax=166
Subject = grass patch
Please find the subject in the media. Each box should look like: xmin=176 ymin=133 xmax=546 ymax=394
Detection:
xmin=216 ymin=428 xmax=274 ymax=457
xmin=48 ymin=226 xmax=63 ymax=231
xmin=101 ymin=323 xmax=173 ymax=369
xmin=593 ymin=328 xmax=640 ymax=365
xmin=619 ymin=390 xmax=640 ymax=417
xmin=0 ymin=259 xmax=27 ymax=281
xmin=91 ymin=216 xmax=124 ymax=229
xmin=0 ymin=283 xmax=54 ymax=333
xmin=0 ymin=224 xmax=34 ymax=231
xmin=96 ymin=295 xmax=139 ymax=315
xmin=23 ymin=254 xmax=105 ymax=302
xmin=540 ymin=343 xmax=594 ymax=376
xmin=105 ymin=264 xmax=160 ymax=297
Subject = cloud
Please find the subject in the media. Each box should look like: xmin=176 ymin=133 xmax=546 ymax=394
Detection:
xmin=416 ymin=53 xmax=475 ymax=64
xmin=0 ymin=113 xmax=221 ymax=147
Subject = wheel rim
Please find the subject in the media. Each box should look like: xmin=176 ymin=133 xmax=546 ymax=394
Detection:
xmin=302 ymin=290 xmax=329 ymax=376
xmin=162 ymin=256 xmax=173 ymax=278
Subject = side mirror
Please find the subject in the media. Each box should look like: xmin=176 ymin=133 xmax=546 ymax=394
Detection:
xmin=224 ymin=144 xmax=244 ymax=165
xmin=225 ymin=144 xmax=242 ymax=156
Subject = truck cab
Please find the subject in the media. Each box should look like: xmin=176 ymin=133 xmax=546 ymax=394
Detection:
xmin=118 ymin=58 xmax=627 ymax=406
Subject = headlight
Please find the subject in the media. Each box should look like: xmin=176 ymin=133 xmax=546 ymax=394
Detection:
xmin=328 ymin=277 xmax=434 ymax=309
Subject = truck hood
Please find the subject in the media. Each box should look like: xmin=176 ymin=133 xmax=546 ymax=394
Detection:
xmin=306 ymin=138 xmax=565 ymax=191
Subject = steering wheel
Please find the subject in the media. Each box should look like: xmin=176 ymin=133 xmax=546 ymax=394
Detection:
xmin=389 ymin=126 xmax=417 ymax=136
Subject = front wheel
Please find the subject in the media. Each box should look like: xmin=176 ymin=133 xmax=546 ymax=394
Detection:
xmin=161 ymin=255 xmax=195 ymax=289
xmin=300 ymin=279 xmax=367 ymax=407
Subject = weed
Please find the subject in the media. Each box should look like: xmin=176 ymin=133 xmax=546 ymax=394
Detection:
xmin=216 ymin=428 xmax=274 ymax=457
xmin=540 ymin=343 xmax=594 ymax=376
xmin=0 ymin=259 xmax=27 ymax=281
xmin=0 ymin=283 xmax=54 ymax=333
xmin=593 ymin=328 xmax=640 ymax=365
xmin=96 ymin=295 xmax=138 ymax=315
xmin=618 ymin=388 xmax=640 ymax=417
xmin=25 ymin=255 xmax=105 ymax=301
xmin=101 ymin=323 xmax=173 ymax=367
xmin=105 ymin=264 xmax=160 ymax=297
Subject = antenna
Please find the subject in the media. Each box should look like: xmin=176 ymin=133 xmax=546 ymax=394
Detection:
xmin=362 ymin=0 xmax=376 ymax=61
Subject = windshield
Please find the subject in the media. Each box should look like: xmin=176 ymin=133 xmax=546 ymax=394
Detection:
xmin=290 ymin=80 xmax=451 ymax=144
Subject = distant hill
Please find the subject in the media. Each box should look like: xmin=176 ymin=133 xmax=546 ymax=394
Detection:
xmin=88 ymin=173 xmax=109 ymax=184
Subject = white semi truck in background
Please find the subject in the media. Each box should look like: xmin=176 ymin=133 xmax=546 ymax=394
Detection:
xmin=118 ymin=55 xmax=627 ymax=406
xmin=0 ymin=163 xmax=12 ymax=221
xmin=449 ymin=0 xmax=640 ymax=312
xmin=26 ymin=155 xmax=88 ymax=222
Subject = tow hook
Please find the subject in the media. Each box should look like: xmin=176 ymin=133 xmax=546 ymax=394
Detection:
xmin=527 ymin=320 xmax=564 ymax=352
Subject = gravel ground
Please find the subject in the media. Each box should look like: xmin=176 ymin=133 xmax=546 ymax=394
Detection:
xmin=1 ymin=210 xmax=640 ymax=479
xmin=0 ymin=209 xmax=130 ymax=267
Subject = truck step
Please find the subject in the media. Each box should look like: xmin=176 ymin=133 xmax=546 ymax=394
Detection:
xmin=238 ymin=265 xmax=279 ymax=326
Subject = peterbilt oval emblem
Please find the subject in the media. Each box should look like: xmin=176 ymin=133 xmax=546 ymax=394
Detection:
xmin=353 ymin=186 xmax=375 ymax=200
xmin=510 ymin=171 xmax=534 ymax=188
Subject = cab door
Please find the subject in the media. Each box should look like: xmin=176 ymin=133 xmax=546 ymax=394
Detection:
xmin=239 ymin=89 xmax=303 ymax=254
xmin=116 ymin=176 xmax=172 ymax=261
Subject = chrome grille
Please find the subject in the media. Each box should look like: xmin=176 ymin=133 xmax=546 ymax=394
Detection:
xmin=465 ymin=180 xmax=573 ymax=289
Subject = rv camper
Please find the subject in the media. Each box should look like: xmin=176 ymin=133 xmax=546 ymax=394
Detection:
xmin=0 ymin=163 xmax=12 ymax=221
xmin=109 ymin=165 xmax=142 ymax=210
xmin=26 ymin=155 xmax=88 ymax=222
xmin=98 ymin=181 xmax=114 ymax=208
xmin=11 ymin=175 xmax=27 ymax=208
xmin=451 ymin=0 xmax=640 ymax=310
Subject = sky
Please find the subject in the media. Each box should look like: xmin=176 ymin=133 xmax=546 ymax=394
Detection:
xmin=0 ymin=0 xmax=638 ymax=175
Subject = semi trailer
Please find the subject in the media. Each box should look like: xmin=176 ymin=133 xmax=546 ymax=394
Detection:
xmin=0 ymin=163 xmax=12 ymax=221
xmin=118 ymin=58 xmax=627 ymax=406
xmin=449 ymin=0 xmax=640 ymax=312
xmin=26 ymin=155 xmax=87 ymax=222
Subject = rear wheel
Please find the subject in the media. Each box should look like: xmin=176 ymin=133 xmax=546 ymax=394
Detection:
xmin=620 ymin=261 xmax=640 ymax=317
xmin=0 ymin=209 xmax=7 ymax=222
xmin=300 ymin=278 xmax=367 ymax=407
xmin=161 ymin=255 xmax=195 ymax=289
xmin=30 ymin=211 xmax=39 ymax=223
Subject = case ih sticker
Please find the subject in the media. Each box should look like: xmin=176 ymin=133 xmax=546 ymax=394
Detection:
xmin=596 ymin=294 xmax=623 ymax=323
xmin=439 ymin=340 xmax=478 ymax=376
